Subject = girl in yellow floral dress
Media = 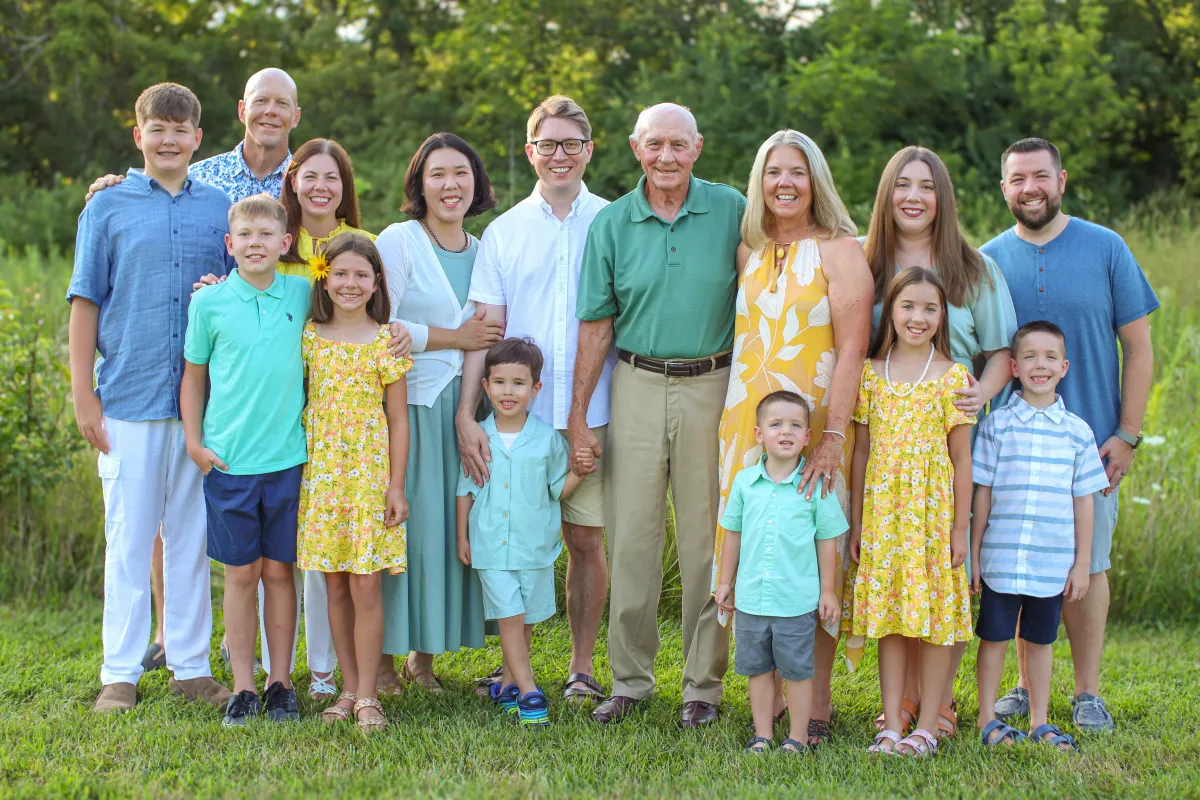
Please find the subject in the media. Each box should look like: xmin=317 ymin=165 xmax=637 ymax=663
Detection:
xmin=850 ymin=267 xmax=974 ymax=757
xmin=297 ymin=232 xmax=413 ymax=732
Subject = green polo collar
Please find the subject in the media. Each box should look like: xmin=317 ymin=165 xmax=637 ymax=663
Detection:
xmin=227 ymin=269 xmax=287 ymax=301
xmin=629 ymin=175 xmax=711 ymax=223
xmin=747 ymin=453 xmax=808 ymax=488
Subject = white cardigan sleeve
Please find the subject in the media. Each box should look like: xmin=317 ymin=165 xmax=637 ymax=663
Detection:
xmin=378 ymin=224 xmax=431 ymax=353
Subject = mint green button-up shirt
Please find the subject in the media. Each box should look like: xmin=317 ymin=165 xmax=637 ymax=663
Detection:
xmin=184 ymin=269 xmax=310 ymax=474
xmin=455 ymin=413 xmax=570 ymax=570
xmin=719 ymin=456 xmax=849 ymax=617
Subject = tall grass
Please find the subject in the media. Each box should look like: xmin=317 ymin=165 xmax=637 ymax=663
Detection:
xmin=2 ymin=199 xmax=1198 ymax=620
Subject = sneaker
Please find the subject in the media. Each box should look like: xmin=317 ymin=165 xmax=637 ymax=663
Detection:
xmin=263 ymin=681 xmax=300 ymax=722
xmin=994 ymin=686 xmax=1030 ymax=720
xmin=222 ymin=690 xmax=260 ymax=727
xmin=1072 ymin=692 xmax=1115 ymax=733
xmin=498 ymin=684 xmax=520 ymax=717
xmin=518 ymin=689 xmax=550 ymax=728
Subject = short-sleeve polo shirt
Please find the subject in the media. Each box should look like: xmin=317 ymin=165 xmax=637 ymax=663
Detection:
xmin=455 ymin=413 xmax=569 ymax=570
xmin=184 ymin=269 xmax=311 ymax=474
xmin=719 ymin=455 xmax=849 ymax=617
xmin=576 ymin=175 xmax=746 ymax=359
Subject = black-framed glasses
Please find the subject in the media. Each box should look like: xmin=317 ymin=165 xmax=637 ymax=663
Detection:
xmin=530 ymin=138 xmax=590 ymax=156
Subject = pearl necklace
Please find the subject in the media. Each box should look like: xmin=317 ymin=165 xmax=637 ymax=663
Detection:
xmin=884 ymin=343 xmax=935 ymax=397
xmin=420 ymin=218 xmax=470 ymax=253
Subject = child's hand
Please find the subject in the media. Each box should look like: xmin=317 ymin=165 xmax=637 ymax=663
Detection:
xmin=384 ymin=487 xmax=409 ymax=527
xmin=573 ymin=447 xmax=595 ymax=474
xmin=950 ymin=525 xmax=968 ymax=569
xmin=715 ymin=584 xmax=734 ymax=616
xmin=187 ymin=445 xmax=227 ymax=475
xmin=849 ymin=527 xmax=861 ymax=564
xmin=818 ymin=590 xmax=841 ymax=628
xmin=970 ymin=556 xmax=982 ymax=595
xmin=1064 ymin=564 xmax=1090 ymax=602
xmin=456 ymin=537 xmax=471 ymax=567
xmin=73 ymin=392 xmax=109 ymax=454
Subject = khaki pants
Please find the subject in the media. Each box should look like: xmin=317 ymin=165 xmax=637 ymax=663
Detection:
xmin=605 ymin=363 xmax=730 ymax=704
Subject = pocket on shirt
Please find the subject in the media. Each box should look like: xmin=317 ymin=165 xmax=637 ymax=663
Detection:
xmin=187 ymin=224 xmax=228 ymax=268
xmin=521 ymin=467 xmax=550 ymax=507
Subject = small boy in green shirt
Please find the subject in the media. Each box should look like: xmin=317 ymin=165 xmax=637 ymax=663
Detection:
xmin=716 ymin=391 xmax=848 ymax=755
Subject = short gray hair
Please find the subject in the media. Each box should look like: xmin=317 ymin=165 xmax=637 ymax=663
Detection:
xmin=629 ymin=103 xmax=700 ymax=144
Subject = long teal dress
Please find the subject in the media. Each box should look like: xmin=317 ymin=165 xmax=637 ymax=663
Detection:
xmin=382 ymin=240 xmax=488 ymax=656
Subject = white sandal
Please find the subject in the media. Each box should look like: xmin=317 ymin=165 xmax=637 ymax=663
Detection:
xmin=868 ymin=728 xmax=902 ymax=755
xmin=309 ymin=672 xmax=338 ymax=702
xmin=897 ymin=728 xmax=939 ymax=757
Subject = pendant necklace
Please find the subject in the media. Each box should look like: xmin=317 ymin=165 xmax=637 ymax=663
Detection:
xmin=884 ymin=343 xmax=935 ymax=397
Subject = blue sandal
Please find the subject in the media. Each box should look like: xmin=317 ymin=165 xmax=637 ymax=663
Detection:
xmin=981 ymin=719 xmax=1028 ymax=747
xmin=1030 ymin=723 xmax=1079 ymax=752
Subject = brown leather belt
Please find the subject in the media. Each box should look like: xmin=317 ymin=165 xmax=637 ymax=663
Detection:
xmin=617 ymin=349 xmax=733 ymax=378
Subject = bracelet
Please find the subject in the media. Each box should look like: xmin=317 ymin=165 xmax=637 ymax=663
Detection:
xmin=823 ymin=429 xmax=846 ymax=441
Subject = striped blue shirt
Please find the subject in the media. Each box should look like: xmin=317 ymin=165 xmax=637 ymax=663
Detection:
xmin=972 ymin=391 xmax=1109 ymax=597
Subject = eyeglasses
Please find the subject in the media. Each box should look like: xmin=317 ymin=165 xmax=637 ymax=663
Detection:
xmin=530 ymin=138 xmax=590 ymax=156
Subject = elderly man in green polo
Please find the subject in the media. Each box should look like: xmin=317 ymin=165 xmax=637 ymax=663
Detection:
xmin=570 ymin=103 xmax=745 ymax=727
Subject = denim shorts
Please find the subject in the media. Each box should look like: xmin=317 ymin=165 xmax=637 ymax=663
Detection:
xmin=203 ymin=465 xmax=302 ymax=567
xmin=477 ymin=565 xmax=556 ymax=624
xmin=976 ymin=581 xmax=1064 ymax=646
xmin=734 ymin=609 xmax=817 ymax=681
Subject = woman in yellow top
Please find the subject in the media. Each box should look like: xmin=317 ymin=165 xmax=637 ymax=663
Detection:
xmin=279 ymin=138 xmax=377 ymax=281
xmin=714 ymin=130 xmax=873 ymax=745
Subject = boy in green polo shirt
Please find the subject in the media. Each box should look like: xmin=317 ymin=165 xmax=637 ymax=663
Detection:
xmin=181 ymin=194 xmax=311 ymax=727
xmin=716 ymin=391 xmax=847 ymax=755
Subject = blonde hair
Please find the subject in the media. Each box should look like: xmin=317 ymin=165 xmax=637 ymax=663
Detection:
xmin=741 ymin=130 xmax=856 ymax=252
xmin=527 ymin=95 xmax=592 ymax=141
xmin=228 ymin=193 xmax=287 ymax=230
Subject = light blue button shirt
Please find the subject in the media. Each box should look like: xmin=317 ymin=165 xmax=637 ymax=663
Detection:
xmin=719 ymin=455 xmax=849 ymax=617
xmin=66 ymin=169 xmax=234 ymax=421
xmin=456 ymin=413 xmax=569 ymax=570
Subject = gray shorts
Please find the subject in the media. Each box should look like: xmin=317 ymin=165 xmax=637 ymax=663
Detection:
xmin=1090 ymin=487 xmax=1120 ymax=574
xmin=734 ymin=610 xmax=817 ymax=682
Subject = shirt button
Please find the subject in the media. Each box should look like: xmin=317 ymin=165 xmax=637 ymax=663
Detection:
xmin=173 ymin=229 xmax=178 ymax=234
xmin=767 ymin=519 xmax=773 ymax=525
xmin=1039 ymin=248 xmax=1045 ymax=254
xmin=501 ymin=540 xmax=507 ymax=545
xmin=502 ymin=513 xmax=508 ymax=519
xmin=1038 ymin=266 xmax=1044 ymax=272
xmin=764 ymin=571 xmax=771 ymax=577
xmin=771 ymin=492 xmax=776 ymax=497
xmin=504 ymin=483 xmax=509 ymax=489
xmin=1038 ymin=287 xmax=1045 ymax=292
xmin=671 ymin=247 xmax=676 ymax=252
xmin=766 ymin=546 xmax=773 ymax=553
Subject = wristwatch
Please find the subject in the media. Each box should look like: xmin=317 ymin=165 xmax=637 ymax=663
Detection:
xmin=1114 ymin=428 xmax=1142 ymax=449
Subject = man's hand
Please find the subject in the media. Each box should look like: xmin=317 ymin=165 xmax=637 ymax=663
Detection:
xmin=715 ymin=583 xmax=734 ymax=616
xmin=84 ymin=174 xmax=124 ymax=203
xmin=388 ymin=321 xmax=412 ymax=359
xmin=191 ymin=273 xmax=226 ymax=292
xmin=567 ymin=417 xmax=600 ymax=474
xmin=73 ymin=393 xmax=110 ymax=453
xmin=1064 ymin=564 xmax=1091 ymax=603
xmin=1097 ymin=435 xmax=1135 ymax=496
xmin=187 ymin=445 xmax=228 ymax=475
xmin=385 ymin=487 xmax=409 ymax=527
xmin=456 ymin=414 xmax=491 ymax=486
xmin=952 ymin=372 xmax=983 ymax=415
xmin=456 ymin=536 xmax=471 ymax=567
xmin=818 ymin=590 xmax=841 ymax=628
xmin=950 ymin=524 xmax=968 ymax=569
xmin=455 ymin=308 xmax=504 ymax=351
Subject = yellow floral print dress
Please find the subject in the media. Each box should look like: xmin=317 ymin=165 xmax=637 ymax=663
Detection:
xmin=850 ymin=360 xmax=975 ymax=645
xmin=297 ymin=322 xmax=413 ymax=575
xmin=713 ymin=239 xmax=862 ymax=667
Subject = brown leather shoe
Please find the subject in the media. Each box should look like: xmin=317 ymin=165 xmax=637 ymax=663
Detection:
xmin=592 ymin=695 xmax=640 ymax=723
xmin=168 ymin=676 xmax=234 ymax=708
xmin=93 ymin=682 xmax=137 ymax=713
xmin=680 ymin=700 xmax=720 ymax=728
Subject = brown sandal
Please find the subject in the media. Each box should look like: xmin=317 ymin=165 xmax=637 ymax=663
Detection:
xmin=937 ymin=700 xmax=959 ymax=738
xmin=402 ymin=659 xmax=444 ymax=693
xmin=376 ymin=668 xmax=404 ymax=697
xmin=874 ymin=697 xmax=919 ymax=734
xmin=321 ymin=691 xmax=357 ymax=726
xmin=354 ymin=697 xmax=388 ymax=732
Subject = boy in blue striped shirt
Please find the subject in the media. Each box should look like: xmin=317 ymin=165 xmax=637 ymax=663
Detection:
xmin=970 ymin=321 xmax=1108 ymax=751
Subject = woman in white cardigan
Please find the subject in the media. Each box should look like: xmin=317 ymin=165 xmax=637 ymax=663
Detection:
xmin=375 ymin=133 xmax=501 ymax=691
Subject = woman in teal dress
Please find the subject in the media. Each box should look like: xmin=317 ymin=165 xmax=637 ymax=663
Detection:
xmin=374 ymin=133 xmax=500 ymax=690
xmin=862 ymin=145 xmax=1018 ymax=738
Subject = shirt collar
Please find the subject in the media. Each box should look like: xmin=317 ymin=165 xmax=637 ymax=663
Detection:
xmin=232 ymin=141 xmax=292 ymax=180
xmin=300 ymin=220 xmax=351 ymax=247
xmin=748 ymin=452 xmax=807 ymax=488
xmin=227 ymin=269 xmax=286 ymax=300
xmin=629 ymin=175 xmax=708 ymax=223
xmin=530 ymin=182 xmax=591 ymax=221
xmin=126 ymin=167 xmax=196 ymax=195
xmin=481 ymin=412 xmax=536 ymax=451
xmin=1007 ymin=390 xmax=1066 ymax=424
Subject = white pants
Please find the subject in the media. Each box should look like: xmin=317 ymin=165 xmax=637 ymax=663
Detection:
xmin=258 ymin=567 xmax=337 ymax=675
xmin=99 ymin=418 xmax=212 ymax=685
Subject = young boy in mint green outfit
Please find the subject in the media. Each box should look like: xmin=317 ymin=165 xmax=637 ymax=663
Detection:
xmin=455 ymin=338 xmax=593 ymax=727
xmin=182 ymin=194 xmax=310 ymax=726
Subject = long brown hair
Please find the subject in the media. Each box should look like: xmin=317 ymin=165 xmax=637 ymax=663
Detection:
xmin=863 ymin=146 xmax=990 ymax=307
xmin=280 ymin=138 xmax=361 ymax=264
xmin=310 ymin=232 xmax=391 ymax=325
xmin=870 ymin=266 xmax=952 ymax=361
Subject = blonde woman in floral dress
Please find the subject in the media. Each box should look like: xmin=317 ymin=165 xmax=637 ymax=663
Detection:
xmin=714 ymin=130 xmax=873 ymax=745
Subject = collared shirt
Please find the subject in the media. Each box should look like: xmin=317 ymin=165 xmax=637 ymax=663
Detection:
xmin=455 ymin=413 xmax=569 ymax=570
xmin=184 ymin=270 xmax=310 ymax=474
xmin=981 ymin=218 xmax=1159 ymax=445
xmin=469 ymin=183 xmax=615 ymax=428
xmin=972 ymin=392 xmax=1109 ymax=597
xmin=576 ymin=175 xmax=746 ymax=359
xmin=278 ymin=220 xmax=377 ymax=281
xmin=189 ymin=141 xmax=291 ymax=202
xmin=66 ymin=169 xmax=234 ymax=421
xmin=719 ymin=455 xmax=848 ymax=617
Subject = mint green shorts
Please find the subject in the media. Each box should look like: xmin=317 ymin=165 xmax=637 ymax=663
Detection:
xmin=477 ymin=566 xmax=556 ymax=624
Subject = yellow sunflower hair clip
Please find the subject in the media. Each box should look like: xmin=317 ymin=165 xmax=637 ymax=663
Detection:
xmin=308 ymin=252 xmax=330 ymax=281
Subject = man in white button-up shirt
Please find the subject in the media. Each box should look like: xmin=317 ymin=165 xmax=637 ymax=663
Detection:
xmin=457 ymin=96 xmax=616 ymax=702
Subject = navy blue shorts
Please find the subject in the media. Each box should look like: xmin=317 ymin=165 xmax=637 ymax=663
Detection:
xmin=204 ymin=465 xmax=302 ymax=567
xmin=976 ymin=580 xmax=1064 ymax=646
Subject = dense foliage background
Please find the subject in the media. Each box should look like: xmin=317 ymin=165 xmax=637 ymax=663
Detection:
xmin=3 ymin=0 xmax=1200 ymax=249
